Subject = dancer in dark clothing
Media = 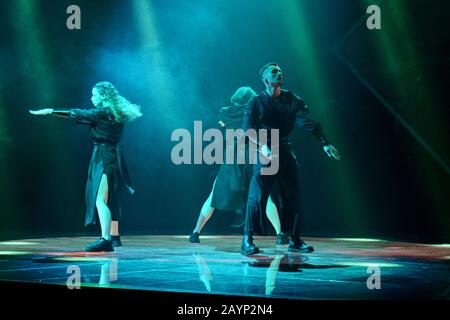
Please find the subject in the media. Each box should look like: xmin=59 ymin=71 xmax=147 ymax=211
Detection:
xmin=241 ymin=63 xmax=340 ymax=256
xmin=189 ymin=87 xmax=288 ymax=245
xmin=30 ymin=81 xmax=142 ymax=252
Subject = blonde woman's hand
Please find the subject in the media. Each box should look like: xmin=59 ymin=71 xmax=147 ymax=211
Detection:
xmin=29 ymin=108 xmax=53 ymax=116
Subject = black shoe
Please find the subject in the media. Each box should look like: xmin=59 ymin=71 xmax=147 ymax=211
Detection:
xmin=189 ymin=232 xmax=200 ymax=243
xmin=85 ymin=237 xmax=114 ymax=252
xmin=111 ymin=235 xmax=122 ymax=247
xmin=241 ymin=234 xmax=259 ymax=256
xmin=275 ymin=233 xmax=289 ymax=245
xmin=288 ymin=238 xmax=314 ymax=253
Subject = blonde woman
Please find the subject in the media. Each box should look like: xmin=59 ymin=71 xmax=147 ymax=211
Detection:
xmin=189 ymin=87 xmax=289 ymax=245
xmin=30 ymin=81 xmax=142 ymax=252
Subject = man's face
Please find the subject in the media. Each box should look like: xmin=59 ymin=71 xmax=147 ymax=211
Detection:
xmin=263 ymin=65 xmax=283 ymax=87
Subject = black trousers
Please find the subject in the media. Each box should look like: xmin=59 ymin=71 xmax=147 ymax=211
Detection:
xmin=244 ymin=144 xmax=302 ymax=237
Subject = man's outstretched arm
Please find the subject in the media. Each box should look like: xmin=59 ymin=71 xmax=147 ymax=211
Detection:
xmin=294 ymin=97 xmax=340 ymax=160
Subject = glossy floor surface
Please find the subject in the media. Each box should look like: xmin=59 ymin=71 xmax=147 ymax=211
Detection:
xmin=0 ymin=236 xmax=449 ymax=299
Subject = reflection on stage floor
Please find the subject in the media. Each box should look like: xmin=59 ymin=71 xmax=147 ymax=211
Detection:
xmin=0 ymin=236 xmax=449 ymax=299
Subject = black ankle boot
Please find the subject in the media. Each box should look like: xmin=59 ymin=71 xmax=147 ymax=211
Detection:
xmin=275 ymin=233 xmax=289 ymax=245
xmin=241 ymin=233 xmax=259 ymax=256
xmin=288 ymin=236 xmax=314 ymax=253
xmin=111 ymin=235 xmax=122 ymax=247
xmin=85 ymin=237 xmax=114 ymax=252
xmin=189 ymin=232 xmax=200 ymax=243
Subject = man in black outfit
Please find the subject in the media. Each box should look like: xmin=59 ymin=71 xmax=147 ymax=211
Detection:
xmin=241 ymin=63 xmax=340 ymax=256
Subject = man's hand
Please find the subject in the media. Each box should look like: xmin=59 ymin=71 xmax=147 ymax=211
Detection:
xmin=323 ymin=145 xmax=340 ymax=160
xmin=29 ymin=108 xmax=53 ymax=116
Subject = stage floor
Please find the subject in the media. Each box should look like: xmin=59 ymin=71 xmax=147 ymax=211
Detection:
xmin=0 ymin=235 xmax=448 ymax=299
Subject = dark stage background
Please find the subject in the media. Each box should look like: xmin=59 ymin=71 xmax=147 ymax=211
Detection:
xmin=0 ymin=0 xmax=448 ymax=242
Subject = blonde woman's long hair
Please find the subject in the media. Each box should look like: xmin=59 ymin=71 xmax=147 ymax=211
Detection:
xmin=94 ymin=81 xmax=142 ymax=122
xmin=230 ymin=86 xmax=256 ymax=106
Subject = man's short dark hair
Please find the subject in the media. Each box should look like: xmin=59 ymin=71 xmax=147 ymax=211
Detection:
xmin=259 ymin=62 xmax=279 ymax=76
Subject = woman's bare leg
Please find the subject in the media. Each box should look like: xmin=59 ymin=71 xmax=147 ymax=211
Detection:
xmin=96 ymin=174 xmax=112 ymax=240
xmin=110 ymin=221 xmax=119 ymax=237
xmin=266 ymin=195 xmax=281 ymax=234
xmin=193 ymin=191 xmax=215 ymax=233
xmin=193 ymin=179 xmax=217 ymax=234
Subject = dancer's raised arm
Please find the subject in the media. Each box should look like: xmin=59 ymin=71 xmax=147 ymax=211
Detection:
xmin=29 ymin=108 xmax=73 ymax=118
xmin=30 ymin=108 xmax=103 ymax=125
xmin=29 ymin=108 xmax=56 ymax=116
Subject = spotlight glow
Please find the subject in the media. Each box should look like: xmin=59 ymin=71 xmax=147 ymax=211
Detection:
xmin=0 ymin=250 xmax=31 ymax=255
xmin=332 ymin=238 xmax=387 ymax=242
xmin=173 ymin=235 xmax=221 ymax=239
xmin=52 ymin=257 xmax=113 ymax=262
xmin=338 ymin=262 xmax=401 ymax=268
xmin=0 ymin=241 xmax=40 ymax=246
xmin=428 ymin=244 xmax=450 ymax=248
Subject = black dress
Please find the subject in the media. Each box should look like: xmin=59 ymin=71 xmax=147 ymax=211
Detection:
xmin=55 ymin=108 xmax=134 ymax=226
xmin=210 ymin=104 xmax=253 ymax=211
